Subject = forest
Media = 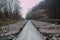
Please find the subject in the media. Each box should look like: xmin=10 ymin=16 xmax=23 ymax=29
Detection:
xmin=26 ymin=0 xmax=60 ymax=20
xmin=0 ymin=0 xmax=23 ymax=26
xmin=0 ymin=0 xmax=60 ymax=26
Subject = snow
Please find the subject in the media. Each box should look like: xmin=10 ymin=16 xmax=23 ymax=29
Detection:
xmin=16 ymin=20 xmax=44 ymax=40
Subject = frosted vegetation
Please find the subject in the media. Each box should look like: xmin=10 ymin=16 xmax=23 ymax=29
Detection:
xmin=0 ymin=0 xmax=22 ymax=26
xmin=0 ymin=0 xmax=20 ymax=13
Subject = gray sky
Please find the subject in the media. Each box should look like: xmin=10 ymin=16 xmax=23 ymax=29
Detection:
xmin=19 ymin=0 xmax=44 ymax=18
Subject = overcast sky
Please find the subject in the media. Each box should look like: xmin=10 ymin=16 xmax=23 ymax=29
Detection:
xmin=19 ymin=0 xmax=44 ymax=18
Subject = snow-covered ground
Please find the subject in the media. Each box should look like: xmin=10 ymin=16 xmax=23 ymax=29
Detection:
xmin=31 ymin=20 xmax=60 ymax=33
xmin=0 ymin=21 xmax=27 ymax=40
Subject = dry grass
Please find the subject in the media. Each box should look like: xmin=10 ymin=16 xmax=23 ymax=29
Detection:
xmin=0 ymin=19 xmax=23 ymax=26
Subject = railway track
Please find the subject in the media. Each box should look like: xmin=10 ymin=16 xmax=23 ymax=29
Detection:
xmin=0 ymin=20 xmax=60 ymax=40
